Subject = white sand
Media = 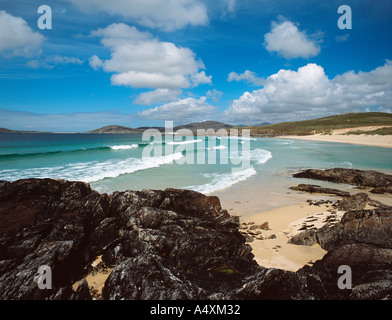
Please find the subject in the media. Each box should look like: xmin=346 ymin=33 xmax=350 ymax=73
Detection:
xmin=242 ymin=202 xmax=338 ymax=272
xmin=279 ymin=133 xmax=392 ymax=148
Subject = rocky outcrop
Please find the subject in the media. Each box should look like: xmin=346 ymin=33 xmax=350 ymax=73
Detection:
xmin=0 ymin=179 xmax=256 ymax=300
xmin=289 ymin=184 xmax=350 ymax=197
xmin=293 ymin=168 xmax=392 ymax=193
xmin=335 ymin=193 xmax=369 ymax=211
xmin=288 ymin=207 xmax=392 ymax=300
xmin=1 ymin=178 xmax=392 ymax=300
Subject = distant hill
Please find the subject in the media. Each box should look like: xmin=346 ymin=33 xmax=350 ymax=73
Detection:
xmin=88 ymin=121 xmax=233 ymax=134
xmin=254 ymin=122 xmax=271 ymax=127
xmin=0 ymin=128 xmax=40 ymax=133
xmin=87 ymin=125 xmax=141 ymax=134
xmin=242 ymin=112 xmax=392 ymax=136
xmin=174 ymin=121 xmax=233 ymax=133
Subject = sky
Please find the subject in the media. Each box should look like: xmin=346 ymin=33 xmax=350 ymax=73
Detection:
xmin=0 ymin=0 xmax=391 ymax=132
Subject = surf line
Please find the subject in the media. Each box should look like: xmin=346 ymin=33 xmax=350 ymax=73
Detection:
xmin=141 ymin=121 xmax=252 ymax=172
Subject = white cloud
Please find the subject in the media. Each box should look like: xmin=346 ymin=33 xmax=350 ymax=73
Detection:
xmin=0 ymin=10 xmax=44 ymax=57
xmin=67 ymin=0 xmax=209 ymax=31
xmin=28 ymin=55 xmax=84 ymax=69
xmin=224 ymin=0 xmax=236 ymax=13
xmin=228 ymin=70 xmax=265 ymax=86
xmin=206 ymin=89 xmax=223 ymax=102
xmin=224 ymin=60 xmax=392 ymax=124
xmin=89 ymin=55 xmax=104 ymax=70
xmin=264 ymin=19 xmax=321 ymax=59
xmin=90 ymin=23 xmax=211 ymax=90
xmin=335 ymin=34 xmax=350 ymax=42
xmin=134 ymin=89 xmax=183 ymax=105
xmin=46 ymin=55 xmax=84 ymax=65
xmin=191 ymin=71 xmax=212 ymax=86
xmin=138 ymin=96 xmax=217 ymax=122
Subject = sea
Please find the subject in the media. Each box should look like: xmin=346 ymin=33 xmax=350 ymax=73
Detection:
xmin=1 ymin=133 xmax=391 ymax=199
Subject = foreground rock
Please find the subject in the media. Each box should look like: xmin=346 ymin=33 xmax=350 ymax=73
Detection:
xmin=1 ymin=178 xmax=392 ymax=300
xmin=293 ymin=168 xmax=392 ymax=194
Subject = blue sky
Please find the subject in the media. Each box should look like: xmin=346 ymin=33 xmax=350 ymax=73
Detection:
xmin=0 ymin=0 xmax=391 ymax=132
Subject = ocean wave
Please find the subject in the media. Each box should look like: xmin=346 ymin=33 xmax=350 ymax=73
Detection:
xmin=342 ymin=161 xmax=353 ymax=168
xmin=0 ymin=152 xmax=184 ymax=183
xmin=0 ymin=143 xmax=146 ymax=159
xmin=276 ymin=139 xmax=294 ymax=145
xmin=186 ymin=167 xmax=257 ymax=194
xmin=231 ymin=148 xmax=272 ymax=165
xmin=166 ymin=139 xmax=203 ymax=145
xmin=218 ymin=137 xmax=257 ymax=141
xmin=251 ymin=149 xmax=273 ymax=164
xmin=110 ymin=144 xmax=139 ymax=150
xmin=206 ymin=145 xmax=227 ymax=150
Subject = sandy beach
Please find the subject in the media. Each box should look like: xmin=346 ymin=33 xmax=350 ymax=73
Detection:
xmin=217 ymin=184 xmax=392 ymax=272
xmin=279 ymin=133 xmax=392 ymax=148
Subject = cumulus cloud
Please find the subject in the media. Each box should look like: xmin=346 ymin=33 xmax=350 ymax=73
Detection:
xmin=90 ymin=23 xmax=211 ymax=90
xmin=224 ymin=60 xmax=392 ymax=124
xmin=264 ymin=19 xmax=321 ymax=59
xmin=134 ymin=89 xmax=183 ymax=105
xmin=138 ymin=97 xmax=217 ymax=122
xmin=228 ymin=70 xmax=265 ymax=86
xmin=89 ymin=55 xmax=104 ymax=70
xmin=0 ymin=10 xmax=44 ymax=57
xmin=67 ymin=0 xmax=208 ymax=31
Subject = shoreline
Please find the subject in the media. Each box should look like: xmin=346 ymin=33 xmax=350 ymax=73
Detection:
xmin=277 ymin=133 xmax=392 ymax=148
xmin=216 ymin=182 xmax=392 ymax=272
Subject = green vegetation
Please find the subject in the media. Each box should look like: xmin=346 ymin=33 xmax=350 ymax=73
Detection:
xmin=343 ymin=127 xmax=392 ymax=136
xmin=241 ymin=112 xmax=392 ymax=136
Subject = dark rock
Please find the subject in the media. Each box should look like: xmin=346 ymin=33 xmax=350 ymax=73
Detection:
xmin=72 ymin=279 xmax=92 ymax=300
xmin=370 ymin=186 xmax=392 ymax=194
xmin=1 ymin=177 xmax=392 ymax=300
xmin=0 ymin=178 xmax=255 ymax=300
xmin=293 ymin=168 xmax=392 ymax=190
xmin=288 ymin=230 xmax=318 ymax=246
xmin=317 ymin=209 xmax=392 ymax=251
xmin=289 ymin=184 xmax=350 ymax=197
xmin=259 ymin=222 xmax=269 ymax=230
xmin=266 ymin=234 xmax=276 ymax=240
xmin=336 ymin=193 xmax=369 ymax=211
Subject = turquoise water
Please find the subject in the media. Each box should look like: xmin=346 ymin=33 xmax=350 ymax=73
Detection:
xmin=0 ymin=133 xmax=391 ymax=195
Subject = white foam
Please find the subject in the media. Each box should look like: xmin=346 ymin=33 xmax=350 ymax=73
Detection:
xmin=187 ymin=167 xmax=257 ymax=194
xmin=167 ymin=139 xmax=203 ymax=145
xmin=342 ymin=161 xmax=353 ymax=168
xmin=218 ymin=137 xmax=257 ymax=141
xmin=0 ymin=152 xmax=184 ymax=183
xmin=232 ymin=148 xmax=272 ymax=165
xmin=251 ymin=149 xmax=273 ymax=164
xmin=206 ymin=145 xmax=227 ymax=150
xmin=110 ymin=144 xmax=138 ymax=150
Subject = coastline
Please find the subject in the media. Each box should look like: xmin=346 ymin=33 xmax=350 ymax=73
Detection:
xmin=216 ymin=181 xmax=392 ymax=272
xmin=277 ymin=133 xmax=392 ymax=148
